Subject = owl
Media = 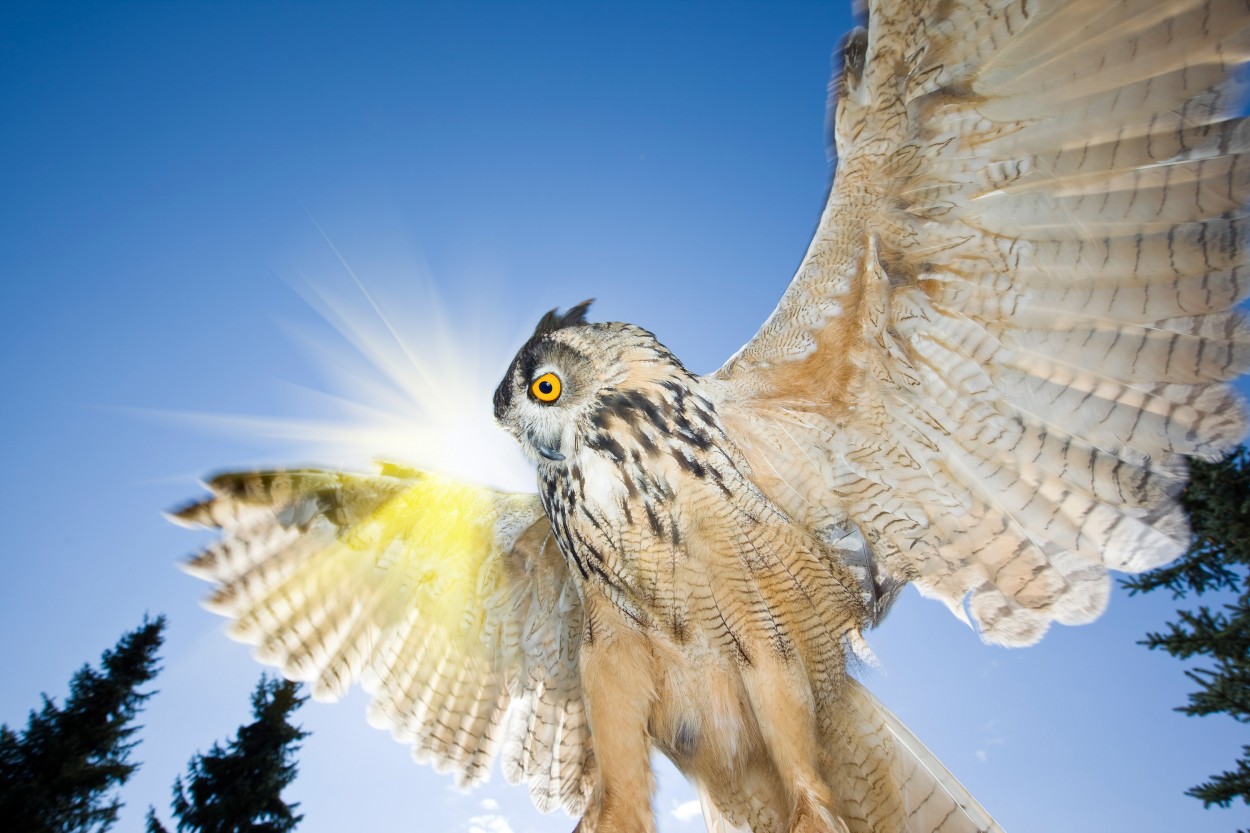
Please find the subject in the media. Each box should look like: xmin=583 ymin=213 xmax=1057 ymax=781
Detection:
xmin=173 ymin=1 xmax=1250 ymax=832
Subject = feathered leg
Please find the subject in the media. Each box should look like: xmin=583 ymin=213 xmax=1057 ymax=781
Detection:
xmin=576 ymin=596 xmax=658 ymax=833
xmin=741 ymin=652 xmax=849 ymax=833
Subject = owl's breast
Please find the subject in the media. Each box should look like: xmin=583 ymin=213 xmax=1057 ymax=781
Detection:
xmin=536 ymin=443 xmax=680 ymax=628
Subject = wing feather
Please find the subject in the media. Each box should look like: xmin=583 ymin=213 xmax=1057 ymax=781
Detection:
xmin=171 ymin=465 xmax=593 ymax=814
xmin=712 ymin=0 xmax=1250 ymax=644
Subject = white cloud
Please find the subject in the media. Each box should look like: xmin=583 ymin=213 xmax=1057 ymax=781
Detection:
xmin=466 ymin=812 xmax=514 ymax=833
xmin=671 ymin=799 xmax=703 ymax=823
xmin=480 ymin=799 xmax=499 ymax=811
xmin=974 ymin=718 xmax=1007 ymax=762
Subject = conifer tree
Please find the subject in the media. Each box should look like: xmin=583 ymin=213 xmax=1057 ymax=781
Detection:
xmin=0 ymin=615 xmax=166 ymax=833
xmin=1124 ymin=445 xmax=1250 ymax=824
xmin=147 ymin=675 xmax=308 ymax=833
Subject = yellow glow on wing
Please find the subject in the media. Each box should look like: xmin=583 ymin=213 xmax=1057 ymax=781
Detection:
xmin=347 ymin=472 xmax=499 ymax=630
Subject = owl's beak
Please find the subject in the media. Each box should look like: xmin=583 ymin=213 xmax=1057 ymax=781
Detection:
xmin=536 ymin=444 xmax=565 ymax=462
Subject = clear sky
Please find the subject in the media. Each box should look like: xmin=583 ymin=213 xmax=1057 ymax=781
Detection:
xmin=1 ymin=2 xmax=1245 ymax=832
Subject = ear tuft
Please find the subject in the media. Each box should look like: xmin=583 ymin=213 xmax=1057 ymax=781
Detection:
xmin=532 ymin=299 xmax=594 ymax=337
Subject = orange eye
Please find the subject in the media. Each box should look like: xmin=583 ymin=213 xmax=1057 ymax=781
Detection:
xmin=530 ymin=372 xmax=562 ymax=403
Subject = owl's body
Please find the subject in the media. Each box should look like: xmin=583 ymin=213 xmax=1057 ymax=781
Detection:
xmin=176 ymin=1 xmax=1250 ymax=831
xmin=497 ymin=320 xmax=873 ymax=831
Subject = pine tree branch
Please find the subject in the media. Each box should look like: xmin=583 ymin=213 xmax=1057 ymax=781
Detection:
xmin=0 ymin=615 xmax=166 ymax=833
xmin=1124 ymin=446 xmax=1250 ymax=819
xmin=162 ymin=675 xmax=307 ymax=833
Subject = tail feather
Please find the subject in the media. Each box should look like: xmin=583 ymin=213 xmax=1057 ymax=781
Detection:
xmin=839 ymin=680 xmax=1005 ymax=833
xmin=697 ymin=781 xmax=754 ymax=833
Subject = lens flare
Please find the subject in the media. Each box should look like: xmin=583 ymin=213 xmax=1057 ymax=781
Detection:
xmin=164 ymin=250 xmax=537 ymax=494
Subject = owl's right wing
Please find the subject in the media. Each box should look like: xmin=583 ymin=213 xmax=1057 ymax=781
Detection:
xmin=171 ymin=463 xmax=592 ymax=815
xmin=710 ymin=0 xmax=1250 ymax=645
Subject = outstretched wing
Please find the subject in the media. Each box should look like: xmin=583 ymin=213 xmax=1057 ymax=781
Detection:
xmin=711 ymin=0 xmax=1250 ymax=645
xmin=172 ymin=464 xmax=592 ymax=814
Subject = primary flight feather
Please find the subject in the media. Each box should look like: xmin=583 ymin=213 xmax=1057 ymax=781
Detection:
xmin=174 ymin=1 xmax=1250 ymax=831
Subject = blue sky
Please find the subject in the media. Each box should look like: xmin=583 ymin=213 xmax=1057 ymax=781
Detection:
xmin=1 ymin=2 xmax=1245 ymax=831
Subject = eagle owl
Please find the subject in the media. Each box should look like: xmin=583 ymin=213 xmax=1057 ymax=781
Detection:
xmin=174 ymin=1 xmax=1250 ymax=831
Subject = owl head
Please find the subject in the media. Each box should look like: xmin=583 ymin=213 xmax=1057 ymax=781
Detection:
xmin=493 ymin=301 xmax=685 ymax=465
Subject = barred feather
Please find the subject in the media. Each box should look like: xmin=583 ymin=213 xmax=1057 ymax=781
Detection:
xmin=716 ymin=0 xmax=1250 ymax=647
xmin=172 ymin=466 xmax=593 ymax=813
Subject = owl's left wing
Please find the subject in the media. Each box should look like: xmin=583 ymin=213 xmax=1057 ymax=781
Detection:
xmin=172 ymin=464 xmax=592 ymax=814
xmin=710 ymin=0 xmax=1250 ymax=645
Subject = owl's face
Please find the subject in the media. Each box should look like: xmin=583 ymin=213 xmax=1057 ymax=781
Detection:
xmin=493 ymin=303 xmax=682 ymax=466
xmin=493 ymin=328 xmax=602 ymax=464
xmin=493 ymin=302 xmax=609 ymax=464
